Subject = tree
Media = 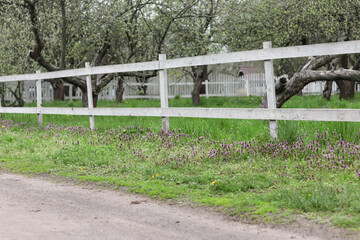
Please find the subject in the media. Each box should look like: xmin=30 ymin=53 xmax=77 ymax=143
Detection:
xmin=165 ymin=0 xmax=222 ymax=105
xmin=0 ymin=1 xmax=35 ymax=106
xmin=221 ymin=0 xmax=360 ymax=103
xmin=0 ymin=0 xmax=128 ymax=107
xmin=25 ymin=0 xmax=118 ymax=107
xmin=107 ymin=0 xmax=198 ymax=102
xmin=260 ymin=55 xmax=360 ymax=108
xmin=1 ymin=0 xmax=202 ymax=106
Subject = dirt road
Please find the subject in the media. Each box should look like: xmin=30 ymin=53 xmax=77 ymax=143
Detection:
xmin=0 ymin=173 xmax=327 ymax=240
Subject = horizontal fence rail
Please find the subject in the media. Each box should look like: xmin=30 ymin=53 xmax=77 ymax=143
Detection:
xmin=2 ymin=73 xmax=266 ymax=102
xmin=1 ymin=40 xmax=360 ymax=82
xmin=3 ymin=75 xmax=344 ymax=102
xmin=1 ymin=40 xmax=360 ymax=139
xmin=1 ymin=107 xmax=360 ymax=122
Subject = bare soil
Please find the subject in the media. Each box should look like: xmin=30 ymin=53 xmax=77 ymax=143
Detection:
xmin=0 ymin=173 xmax=354 ymax=240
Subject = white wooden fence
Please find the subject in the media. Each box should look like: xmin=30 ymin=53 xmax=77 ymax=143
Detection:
xmin=1 ymin=40 xmax=360 ymax=139
xmin=3 ymin=72 xmax=345 ymax=102
xmin=2 ymin=72 xmax=266 ymax=102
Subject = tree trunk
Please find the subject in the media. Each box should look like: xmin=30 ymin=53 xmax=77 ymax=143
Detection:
xmin=322 ymin=62 xmax=336 ymax=101
xmin=115 ymin=76 xmax=125 ymax=103
xmin=336 ymin=55 xmax=355 ymax=100
xmin=322 ymin=81 xmax=333 ymax=101
xmin=191 ymin=65 xmax=208 ymax=106
xmin=336 ymin=80 xmax=355 ymax=99
xmin=191 ymin=74 xmax=202 ymax=106
xmin=81 ymin=88 xmax=88 ymax=108
xmin=81 ymin=88 xmax=98 ymax=108
xmin=15 ymin=81 xmax=24 ymax=107
xmin=50 ymin=79 xmax=65 ymax=101
xmin=0 ymin=83 xmax=5 ymax=106
xmin=93 ymin=93 xmax=98 ymax=108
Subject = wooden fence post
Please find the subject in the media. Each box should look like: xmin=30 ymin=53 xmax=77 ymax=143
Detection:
xmin=85 ymin=62 xmax=95 ymax=130
xmin=263 ymin=42 xmax=279 ymax=140
xmin=36 ymin=70 xmax=43 ymax=127
xmin=159 ymin=54 xmax=170 ymax=131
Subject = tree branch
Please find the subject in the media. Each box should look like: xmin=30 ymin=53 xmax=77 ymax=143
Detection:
xmin=301 ymin=55 xmax=339 ymax=71
xmin=60 ymin=0 xmax=67 ymax=69
xmin=25 ymin=0 xmax=60 ymax=71
xmin=155 ymin=1 xmax=198 ymax=55
xmin=260 ymin=55 xmax=348 ymax=108
xmin=91 ymin=31 xmax=111 ymax=67
xmin=298 ymin=69 xmax=360 ymax=82
xmin=95 ymin=73 xmax=116 ymax=94
xmin=276 ymin=68 xmax=360 ymax=108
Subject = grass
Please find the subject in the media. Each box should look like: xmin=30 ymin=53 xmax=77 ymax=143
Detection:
xmin=3 ymin=94 xmax=360 ymax=141
xmin=2 ymin=96 xmax=269 ymax=141
xmin=1 ymin=94 xmax=360 ymax=233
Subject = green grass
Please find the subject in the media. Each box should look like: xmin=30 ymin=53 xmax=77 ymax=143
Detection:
xmin=3 ymin=94 xmax=360 ymax=141
xmin=1 ymin=96 xmax=269 ymax=140
xmin=1 ymin=94 xmax=360 ymax=234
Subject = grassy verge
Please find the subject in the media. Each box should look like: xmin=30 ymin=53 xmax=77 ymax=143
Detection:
xmin=1 ymin=95 xmax=360 ymax=232
xmin=2 ymin=94 xmax=360 ymax=141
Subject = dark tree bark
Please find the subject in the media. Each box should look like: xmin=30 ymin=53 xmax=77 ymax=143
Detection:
xmin=322 ymin=58 xmax=339 ymax=101
xmin=80 ymin=87 xmax=98 ymax=108
xmin=92 ymin=94 xmax=98 ymax=108
xmin=115 ymin=75 xmax=125 ymax=103
xmin=0 ymin=83 xmax=5 ymax=106
xmin=336 ymin=55 xmax=355 ymax=99
xmin=337 ymin=80 xmax=355 ymax=99
xmin=81 ymin=88 xmax=89 ymax=108
xmin=191 ymin=65 xmax=208 ymax=106
xmin=322 ymin=81 xmax=333 ymax=101
xmin=50 ymin=79 xmax=65 ymax=101
xmin=59 ymin=0 xmax=67 ymax=70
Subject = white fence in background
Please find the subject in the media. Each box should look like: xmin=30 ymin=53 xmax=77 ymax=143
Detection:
xmin=4 ymin=72 xmax=348 ymax=102
xmin=2 ymin=73 xmax=266 ymax=102
xmin=2 ymin=40 xmax=360 ymax=139
xmin=101 ymin=72 xmax=267 ymax=100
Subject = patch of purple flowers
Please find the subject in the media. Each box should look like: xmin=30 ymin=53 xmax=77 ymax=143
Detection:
xmin=1 ymin=118 xmax=360 ymax=181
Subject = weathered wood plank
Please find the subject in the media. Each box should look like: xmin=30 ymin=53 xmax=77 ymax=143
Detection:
xmin=1 ymin=107 xmax=360 ymax=122
xmin=0 ymin=61 xmax=160 ymax=82
xmin=1 ymin=40 xmax=360 ymax=82
xmin=264 ymin=42 xmax=278 ymax=139
xmin=159 ymin=54 xmax=170 ymax=131
xmin=85 ymin=62 xmax=95 ymax=130
xmin=161 ymin=40 xmax=360 ymax=69
xmin=36 ymin=71 xmax=43 ymax=127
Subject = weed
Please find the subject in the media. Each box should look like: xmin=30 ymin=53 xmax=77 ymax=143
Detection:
xmin=1 ymin=95 xmax=360 ymax=230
